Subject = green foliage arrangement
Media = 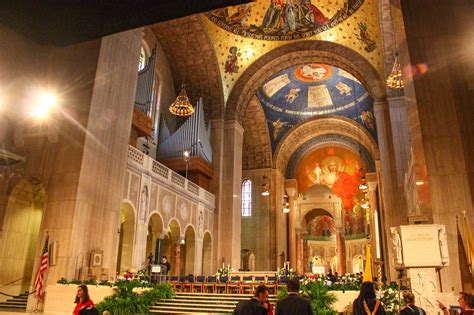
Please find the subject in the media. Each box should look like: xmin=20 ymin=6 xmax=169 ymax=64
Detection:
xmin=96 ymin=280 xmax=174 ymax=315
xmin=278 ymin=279 xmax=337 ymax=315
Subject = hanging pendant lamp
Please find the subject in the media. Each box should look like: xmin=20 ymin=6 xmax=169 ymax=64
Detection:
xmin=169 ymin=83 xmax=194 ymax=116
xmin=386 ymin=56 xmax=404 ymax=89
xmin=169 ymin=16 xmax=194 ymax=117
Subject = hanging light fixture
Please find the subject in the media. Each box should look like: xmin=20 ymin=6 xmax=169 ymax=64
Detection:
xmin=169 ymin=84 xmax=195 ymax=116
xmin=169 ymin=16 xmax=194 ymax=117
xmin=386 ymin=10 xmax=403 ymax=90
xmin=386 ymin=55 xmax=403 ymax=89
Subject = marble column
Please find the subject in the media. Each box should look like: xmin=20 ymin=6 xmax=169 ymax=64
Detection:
xmin=132 ymin=221 xmax=148 ymax=270
xmin=373 ymin=100 xmax=402 ymax=280
xmin=217 ymin=120 xmax=244 ymax=269
xmin=285 ymin=179 xmax=298 ymax=270
xmin=209 ymin=119 xmax=224 ymax=272
xmin=366 ymin=173 xmax=379 ymax=275
xmin=336 ymin=229 xmax=346 ymax=274
xmin=295 ymin=229 xmax=303 ymax=274
xmin=302 ymin=233 xmax=308 ymax=274
xmin=194 ymin=238 xmax=203 ymax=275
xmin=398 ymin=0 xmax=474 ymax=292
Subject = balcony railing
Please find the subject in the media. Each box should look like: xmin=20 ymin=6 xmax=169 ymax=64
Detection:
xmin=126 ymin=145 xmax=215 ymax=209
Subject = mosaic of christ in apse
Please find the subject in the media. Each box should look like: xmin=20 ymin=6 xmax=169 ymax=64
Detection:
xmin=297 ymin=146 xmax=367 ymax=238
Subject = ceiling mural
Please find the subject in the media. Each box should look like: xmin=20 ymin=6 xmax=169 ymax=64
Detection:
xmin=206 ymin=0 xmax=365 ymax=41
xmin=298 ymin=146 xmax=368 ymax=239
xmin=202 ymin=0 xmax=382 ymax=102
xmin=257 ymin=63 xmax=377 ymax=152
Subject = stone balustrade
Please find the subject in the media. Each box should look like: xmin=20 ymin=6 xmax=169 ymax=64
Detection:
xmin=127 ymin=145 xmax=215 ymax=209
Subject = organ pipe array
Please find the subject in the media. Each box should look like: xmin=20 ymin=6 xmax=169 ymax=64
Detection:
xmin=157 ymin=98 xmax=212 ymax=163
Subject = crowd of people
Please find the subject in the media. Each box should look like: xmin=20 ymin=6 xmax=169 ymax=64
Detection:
xmin=73 ymin=258 xmax=474 ymax=315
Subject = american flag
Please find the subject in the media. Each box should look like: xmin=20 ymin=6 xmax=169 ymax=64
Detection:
xmin=34 ymin=236 xmax=49 ymax=302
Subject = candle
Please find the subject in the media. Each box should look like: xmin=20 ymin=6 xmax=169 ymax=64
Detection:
xmin=222 ymin=262 xmax=225 ymax=269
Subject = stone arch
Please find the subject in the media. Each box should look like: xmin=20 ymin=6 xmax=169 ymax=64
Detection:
xmin=146 ymin=212 xmax=164 ymax=263
xmin=304 ymin=207 xmax=334 ymax=222
xmin=183 ymin=225 xmax=196 ymax=275
xmin=286 ymin=134 xmax=376 ymax=179
xmin=0 ymin=177 xmax=45 ymax=296
xmin=117 ymin=201 xmax=137 ymax=273
xmin=202 ymin=231 xmax=212 ymax=275
xmin=226 ymin=40 xmax=386 ymax=123
xmin=166 ymin=217 xmax=182 ymax=237
xmin=274 ymin=115 xmax=379 ymax=174
xmin=147 ymin=211 xmax=164 ymax=230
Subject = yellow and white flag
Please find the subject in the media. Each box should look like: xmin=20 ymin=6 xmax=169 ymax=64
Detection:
xmin=363 ymin=243 xmax=373 ymax=282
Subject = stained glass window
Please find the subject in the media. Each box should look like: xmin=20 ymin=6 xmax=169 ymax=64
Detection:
xmin=241 ymin=180 xmax=252 ymax=217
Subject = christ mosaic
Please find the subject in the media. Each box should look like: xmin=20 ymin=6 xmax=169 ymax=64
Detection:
xmin=297 ymin=146 xmax=368 ymax=239
xmin=206 ymin=0 xmax=365 ymax=41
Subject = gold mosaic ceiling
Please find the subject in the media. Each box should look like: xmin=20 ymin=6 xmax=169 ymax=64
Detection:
xmin=202 ymin=0 xmax=383 ymax=102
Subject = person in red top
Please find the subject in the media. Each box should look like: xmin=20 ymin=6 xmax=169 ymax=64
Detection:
xmin=73 ymin=285 xmax=95 ymax=315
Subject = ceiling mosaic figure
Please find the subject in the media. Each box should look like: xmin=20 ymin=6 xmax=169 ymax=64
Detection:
xmin=257 ymin=63 xmax=377 ymax=151
xmin=206 ymin=0 xmax=364 ymax=41
xmin=203 ymin=0 xmax=383 ymax=101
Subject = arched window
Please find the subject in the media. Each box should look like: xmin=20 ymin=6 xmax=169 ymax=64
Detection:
xmin=241 ymin=180 xmax=252 ymax=217
xmin=138 ymin=47 xmax=146 ymax=71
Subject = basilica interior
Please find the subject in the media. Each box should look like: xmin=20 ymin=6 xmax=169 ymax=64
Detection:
xmin=0 ymin=0 xmax=473 ymax=313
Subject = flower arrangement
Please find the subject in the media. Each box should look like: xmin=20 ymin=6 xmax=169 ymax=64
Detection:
xmin=276 ymin=261 xmax=298 ymax=279
xmin=377 ymin=282 xmax=399 ymax=315
xmin=331 ymin=273 xmax=362 ymax=291
xmin=301 ymin=273 xmax=361 ymax=291
xmin=215 ymin=263 xmax=233 ymax=279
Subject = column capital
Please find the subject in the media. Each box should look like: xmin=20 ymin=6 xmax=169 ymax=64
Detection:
xmin=366 ymin=172 xmax=378 ymax=191
xmin=285 ymin=179 xmax=298 ymax=197
xmin=373 ymin=100 xmax=389 ymax=112
xmin=224 ymin=120 xmax=244 ymax=135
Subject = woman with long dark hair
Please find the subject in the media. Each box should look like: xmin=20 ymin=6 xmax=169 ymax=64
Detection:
xmin=353 ymin=282 xmax=385 ymax=315
xmin=73 ymin=285 xmax=95 ymax=315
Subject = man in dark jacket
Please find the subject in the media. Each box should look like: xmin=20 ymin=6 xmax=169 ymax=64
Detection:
xmin=400 ymin=292 xmax=425 ymax=315
xmin=276 ymin=279 xmax=313 ymax=315
xmin=233 ymin=285 xmax=269 ymax=315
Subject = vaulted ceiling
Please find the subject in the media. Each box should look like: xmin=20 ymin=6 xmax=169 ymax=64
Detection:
xmin=151 ymin=15 xmax=224 ymax=120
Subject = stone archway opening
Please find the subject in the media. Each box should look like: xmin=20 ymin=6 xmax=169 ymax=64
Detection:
xmin=202 ymin=232 xmax=212 ymax=275
xmin=0 ymin=177 xmax=45 ymax=297
xmin=167 ymin=220 xmax=181 ymax=275
xmin=117 ymin=201 xmax=136 ymax=273
xmin=146 ymin=213 xmax=164 ymax=265
xmin=182 ymin=225 xmax=196 ymax=276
